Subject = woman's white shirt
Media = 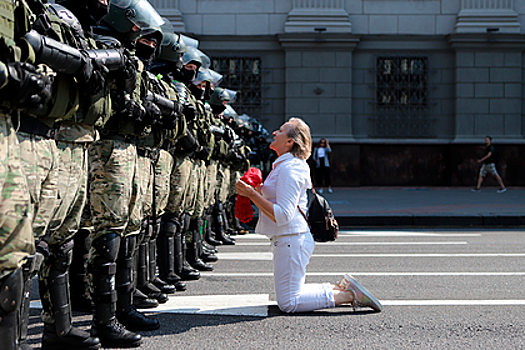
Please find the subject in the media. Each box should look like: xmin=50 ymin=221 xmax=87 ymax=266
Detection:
xmin=255 ymin=152 xmax=311 ymax=238
xmin=317 ymin=147 xmax=326 ymax=158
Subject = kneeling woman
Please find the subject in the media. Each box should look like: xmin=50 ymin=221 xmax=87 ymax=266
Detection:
xmin=236 ymin=118 xmax=382 ymax=313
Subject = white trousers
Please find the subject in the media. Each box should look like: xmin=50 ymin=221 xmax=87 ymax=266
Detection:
xmin=271 ymin=232 xmax=335 ymax=313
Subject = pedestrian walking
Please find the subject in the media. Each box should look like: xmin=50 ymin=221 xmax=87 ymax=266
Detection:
xmin=472 ymin=136 xmax=506 ymax=193
xmin=236 ymin=118 xmax=382 ymax=313
xmin=312 ymin=138 xmax=332 ymax=193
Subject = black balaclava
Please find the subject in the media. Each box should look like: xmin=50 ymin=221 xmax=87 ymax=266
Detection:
xmin=136 ymin=36 xmax=158 ymax=67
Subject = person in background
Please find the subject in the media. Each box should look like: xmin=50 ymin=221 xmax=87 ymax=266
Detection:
xmin=313 ymin=138 xmax=332 ymax=194
xmin=472 ymin=136 xmax=506 ymax=193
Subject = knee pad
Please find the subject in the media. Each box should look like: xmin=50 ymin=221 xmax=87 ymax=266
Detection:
xmin=50 ymin=239 xmax=74 ymax=272
xmin=92 ymin=233 xmax=121 ymax=263
xmin=0 ymin=269 xmax=23 ymax=314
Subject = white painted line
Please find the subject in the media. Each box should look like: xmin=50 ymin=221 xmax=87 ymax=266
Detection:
xmin=382 ymin=300 xmax=525 ymax=306
xmin=216 ymin=252 xmax=525 ymax=260
xmin=235 ymin=241 xmax=468 ymax=246
xmin=203 ymin=272 xmax=525 ymax=277
xmin=233 ymin=234 xmax=268 ymax=240
xmin=339 ymin=231 xmax=482 ymax=237
xmin=312 ymin=253 xmax=525 ymax=258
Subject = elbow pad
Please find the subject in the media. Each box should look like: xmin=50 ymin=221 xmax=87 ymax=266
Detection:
xmin=177 ymin=131 xmax=199 ymax=153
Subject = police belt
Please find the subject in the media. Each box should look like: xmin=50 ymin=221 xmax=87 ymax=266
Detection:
xmin=99 ymin=131 xmax=139 ymax=143
xmin=16 ymin=115 xmax=55 ymax=139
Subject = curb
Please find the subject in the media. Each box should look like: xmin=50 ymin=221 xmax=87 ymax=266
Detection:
xmin=338 ymin=215 xmax=525 ymax=227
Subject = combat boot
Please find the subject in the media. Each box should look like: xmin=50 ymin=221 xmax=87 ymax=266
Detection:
xmin=116 ymin=235 xmax=160 ymax=331
xmin=186 ymin=220 xmax=213 ymax=271
xmin=214 ymin=202 xmax=235 ymax=245
xmin=90 ymin=234 xmax=141 ymax=348
xmin=39 ymin=240 xmax=101 ymax=350
xmin=136 ymin=241 xmax=168 ymax=303
xmin=149 ymin=237 xmax=175 ymax=294
xmin=204 ymin=208 xmax=222 ymax=246
xmin=158 ymin=213 xmax=187 ymax=289
xmin=70 ymin=228 xmax=94 ymax=312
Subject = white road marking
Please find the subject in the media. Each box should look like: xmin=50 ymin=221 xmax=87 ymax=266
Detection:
xmin=216 ymin=252 xmax=525 ymax=260
xmin=382 ymin=300 xmax=525 ymax=306
xmin=235 ymin=241 xmax=468 ymax=246
xmin=203 ymin=272 xmax=525 ymax=277
xmin=30 ymin=297 xmax=525 ymax=317
xmin=338 ymin=231 xmax=482 ymax=237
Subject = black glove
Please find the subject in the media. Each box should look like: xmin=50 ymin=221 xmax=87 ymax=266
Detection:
xmin=119 ymin=49 xmax=137 ymax=93
xmin=224 ymin=127 xmax=235 ymax=144
xmin=161 ymin=111 xmax=178 ymax=129
xmin=226 ymin=148 xmax=245 ymax=163
xmin=195 ymin=146 xmax=211 ymax=160
xmin=82 ymin=58 xmax=108 ymax=96
xmin=5 ymin=62 xmax=52 ymax=113
xmin=183 ymin=104 xmax=196 ymax=120
xmin=142 ymin=100 xmax=162 ymax=125
xmin=118 ymin=99 xmax=147 ymax=122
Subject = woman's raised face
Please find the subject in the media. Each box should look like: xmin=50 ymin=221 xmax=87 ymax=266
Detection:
xmin=270 ymin=122 xmax=294 ymax=156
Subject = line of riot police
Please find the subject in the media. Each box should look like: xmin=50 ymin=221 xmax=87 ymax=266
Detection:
xmin=0 ymin=0 xmax=272 ymax=349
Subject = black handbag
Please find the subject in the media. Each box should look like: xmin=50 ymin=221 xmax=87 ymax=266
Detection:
xmin=298 ymin=192 xmax=339 ymax=242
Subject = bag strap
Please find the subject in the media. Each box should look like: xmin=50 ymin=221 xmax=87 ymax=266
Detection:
xmin=297 ymin=205 xmax=312 ymax=231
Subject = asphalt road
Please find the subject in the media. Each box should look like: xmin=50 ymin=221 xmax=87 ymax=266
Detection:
xmin=27 ymin=228 xmax=525 ymax=349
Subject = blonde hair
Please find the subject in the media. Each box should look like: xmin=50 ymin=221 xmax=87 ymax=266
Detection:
xmin=287 ymin=117 xmax=312 ymax=160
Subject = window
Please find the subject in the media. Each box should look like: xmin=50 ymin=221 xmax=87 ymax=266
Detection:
xmin=373 ymin=56 xmax=432 ymax=137
xmin=211 ymin=57 xmax=262 ymax=118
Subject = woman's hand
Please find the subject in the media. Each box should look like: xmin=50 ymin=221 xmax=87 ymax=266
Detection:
xmin=236 ymin=179 xmax=256 ymax=198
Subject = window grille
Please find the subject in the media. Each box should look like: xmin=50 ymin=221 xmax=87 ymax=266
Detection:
xmin=211 ymin=57 xmax=262 ymax=118
xmin=372 ymin=56 xmax=434 ymax=137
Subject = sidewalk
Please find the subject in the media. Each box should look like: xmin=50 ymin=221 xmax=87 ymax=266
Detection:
xmin=321 ymin=187 xmax=525 ymax=227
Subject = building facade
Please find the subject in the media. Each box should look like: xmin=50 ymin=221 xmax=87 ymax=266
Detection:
xmin=153 ymin=0 xmax=525 ymax=186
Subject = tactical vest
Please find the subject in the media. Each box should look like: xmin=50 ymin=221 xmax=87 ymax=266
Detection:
xmin=43 ymin=4 xmax=111 ymax=127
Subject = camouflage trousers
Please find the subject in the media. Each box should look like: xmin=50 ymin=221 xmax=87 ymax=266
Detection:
xmin=216 ymin=163 xmax=230 ymax=204
xmin=165 ymin=155 xmax=193 ymax=215
xmin=0 ymin=114 xmax=34 ymax=279
xmin=18 ymin=132 xmax=59 ymax=239
xmin=154 ymin=149 xmax=173 ymax=218
xmin=40 ymin=141 xmax=88 ymax=324
xmin=137 ymin=149 xmax=154 ymax=218
xmin=88 ymin=139 xmax=143 ymax=241
xmin=47 ymin=142 xmax=88 ymax=246
xmin=191 ymin=159 xmax=206 ymax=219
xmin=204 ymin=159 xmax=217 ymax=209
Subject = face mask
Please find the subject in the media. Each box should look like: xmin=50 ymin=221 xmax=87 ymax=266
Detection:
xmin=189 ymin=84 xmax=205 ymax=101
xmin=179 ymin=67 xmax=197 ymax=85
xmin=136 ymin=42 xmax=156 ymax=66
xmin=211 ymin=104 xmax=226 ymax=115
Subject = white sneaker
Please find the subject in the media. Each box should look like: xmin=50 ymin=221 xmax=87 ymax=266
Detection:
xmin=318 ymin=189 xmax=323 ymax=194
xmin=497 ymin=188 xmax=507 ymax=193
xmin=328 ymin=188 xmax=333 ymax=193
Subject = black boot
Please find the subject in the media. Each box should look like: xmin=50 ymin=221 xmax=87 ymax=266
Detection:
xmin=149 ymin=237 xmax=175 ymax=294
xmin=214 ymin=202 xmax=235 ymax=245
xmin=136 ymin=241 xmax=168 ymax=304
xmin=116 ymin=236 xmax=159 ymax=331
xmin=90 ymin=234 xmax=141 ymax=348
xmin=70 ymin=228 xmax=94 ymax=313
xmin=40 ymin=240 xmax=101 ymax=350
xmin=186 ymin=219 xmax=213 ymax=271
xmin=177 ymin=214 xmax=200 ymax=280
xmin=158 ymin=213 xmax=188 ymax=289
xmin=43 ymin=324 xmax=100 ymax=350
xmin=204 ymin=208 xmax=222 ymax=246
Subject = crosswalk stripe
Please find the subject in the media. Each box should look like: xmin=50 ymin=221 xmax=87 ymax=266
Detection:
xmin=202 ymin=272 xmax=525 ymax=277
xmin=235 ymin=241 xmax=468 ymax=246
xmin=216 ymin=252 xmax=525 ymax=260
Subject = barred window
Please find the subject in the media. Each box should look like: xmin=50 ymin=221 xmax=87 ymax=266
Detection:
xmin=373 ymin=56 xmax=432 ymax=137
xmin=211 ymin=57 xmax=262 ymax=118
